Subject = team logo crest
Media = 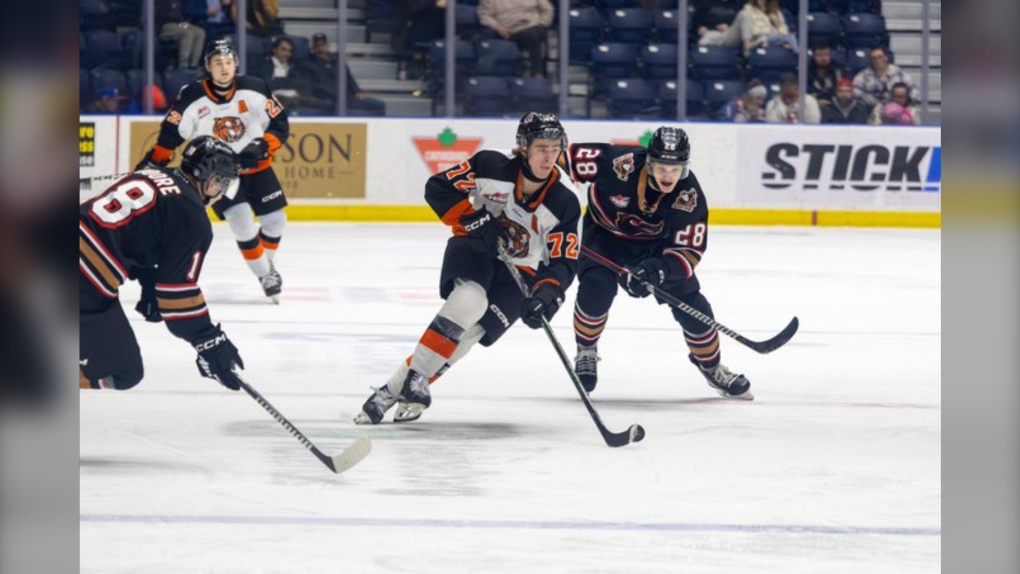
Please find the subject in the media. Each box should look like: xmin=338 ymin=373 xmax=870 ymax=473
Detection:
xmin=488 ymin=191 xmax=510 ymax=205
xmin=500 ymin=215 xmax=530 ymax=258
xmin=610 ymin=195 xmax=630 ymax=209
xmin=612 ymin=153 xmax=635 ymax=181
xmin=213 ymin=117 xmax=246 ymax=143
xmin=672 ymin=189 xmax=698 ymax=212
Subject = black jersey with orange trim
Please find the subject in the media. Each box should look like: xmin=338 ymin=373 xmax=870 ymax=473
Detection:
xmin=566 ymin=143 xmax=709 ymax=281
xmin=150 ymin=75 xmax=289 ymax=174
xmin=425 ymin=149 xmax=582 ymax=291
xmin=79 ymin=168 xmax=217 ymax=343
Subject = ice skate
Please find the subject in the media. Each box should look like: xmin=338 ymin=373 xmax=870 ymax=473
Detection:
xmin=394 ymin=370 xmax=431 ymax=423
xmin=689 ymin=354 xmax=753 ymax=400
xmin=574 ymin=346 xmax=600 ymax=393
xmin=259 ymin=262 xmax=282 ymax=304
xmin=354 ymin=383 xmax=399 ymax=425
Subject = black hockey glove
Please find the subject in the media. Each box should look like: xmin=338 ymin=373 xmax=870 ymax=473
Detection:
xmin=520 ymin=281 xmax=564 ymax=329
xmin=134 ymin=148 xmax=167 ymax=171
xmin=459 ymin=207 xmax=505 ymax=252
xmin=238 ymin=138 xmax=269 ymax=170
xmin=620 ymin=258 xmax=667 ymax=298
xmin=193 ymin=326 xmax=244 ymax=391
xmin=133 ymin=266 xmax=162 ymax=322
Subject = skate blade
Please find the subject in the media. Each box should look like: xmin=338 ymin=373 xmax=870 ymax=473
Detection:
xmin=717 ymin=389 xmax=755 ymax=401
xmin=394 ymin=402 xmax=426 ymax=423
xmin=353 ymin=410 xmax=379 ymax=425
xmin=269 ymin=295 xmax=280 ymax=304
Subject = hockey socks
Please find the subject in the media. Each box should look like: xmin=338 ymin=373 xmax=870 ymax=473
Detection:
xmin=237 ymin=236 xmax=272 ymax=278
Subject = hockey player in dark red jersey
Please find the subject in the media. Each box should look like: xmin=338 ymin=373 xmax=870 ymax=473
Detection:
xmin=80 ymin=136 xmax=247 ymax=392
xmin=565 ymin=127 xmax=752 ymax=399
xmin=355 ymin=112 xmax=581 ymax=424
xmin=137 ymin=39 xmax=289 ymax=303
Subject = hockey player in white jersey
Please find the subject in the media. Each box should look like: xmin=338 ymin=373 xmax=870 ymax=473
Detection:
xmin=137 ymin=39 xmax=289 ymax=304
xmin=355 ymin=113 xmax=581 ymax=424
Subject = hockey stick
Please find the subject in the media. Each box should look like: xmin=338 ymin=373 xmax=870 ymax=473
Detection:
xmin=236 ymin=375 xmax=372 ymax=474
xmin=580 ymin=245 xmax=798 ymax=355
xmin=496 ymin=243 xmax=645 ymax=448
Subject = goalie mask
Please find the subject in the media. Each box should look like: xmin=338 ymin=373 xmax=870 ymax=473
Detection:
xmin=180 ymin=136 xmax=241 ymax=202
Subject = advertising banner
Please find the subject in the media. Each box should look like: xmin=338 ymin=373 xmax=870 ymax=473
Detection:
xmin=79 ymin=116 xmax=119 ymax=201
xmin=736 ymin=125 xmax=941 ymax=211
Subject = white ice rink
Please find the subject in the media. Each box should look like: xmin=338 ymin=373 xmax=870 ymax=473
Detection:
xmin=80 ymin=223 xmax=941 ymax=573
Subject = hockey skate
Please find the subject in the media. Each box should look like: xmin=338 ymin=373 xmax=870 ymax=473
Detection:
xmin=574 ymin=346 xmax=600 ymax=393
xmin=354 ymin=383 xmax=399 ymax=425
xmin=689 ymin=354 xmax=754 ymax=400
xmin=259 ymin=263 xmax=282 ymax=304
xmin=394 ymin=370 xmax=431 ymax=423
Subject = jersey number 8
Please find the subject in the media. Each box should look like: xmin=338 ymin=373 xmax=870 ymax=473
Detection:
xmin=90 ymin=180 xmax=158 ymax=228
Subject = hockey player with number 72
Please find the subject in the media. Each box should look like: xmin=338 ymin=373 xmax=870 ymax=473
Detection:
xmin=355 ymin=112 xmax=581 ymax=425
xmin=565 ymin=126 xmax=753 ymax=400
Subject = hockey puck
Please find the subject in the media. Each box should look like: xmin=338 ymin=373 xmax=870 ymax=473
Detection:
xmin=632 ymin=425 xmax=646 ymax=443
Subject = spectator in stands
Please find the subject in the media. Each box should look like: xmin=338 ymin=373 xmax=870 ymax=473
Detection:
xmin=393 ymin=0 xmax=447 ymax=81
xmin=252 ymin=37 xmax=305 ymax=109
xmin=231 ymin=0 xmax=282 ymax=37
xmin=853 ymin=45 xmax=919 ymax=108
xmin=807 ymin=40 xmax=846 ymax=107
xmin=870 ymin=81 xmax=921 ymax=125
xmin=199 ymin=0 xmax=235 ymax=39
xmin=156 ymin=0 xmax=207 ymax=69
xmin=717 ymin=79 xmax=767 ymax=122
xmin=87 ymin=86 xmax=128 ymax=114
xmin=298 ymin=33 xmax=386 ymax=116
xmin=821 ymin=78 xmax=872 ymax=124
xmin=477 ymin=0 xmax=555 ymax=78
xmin=765 ymin=73 xmax=820 ymax=123
xmin=126 ymin=84 xmax=169 ymax=114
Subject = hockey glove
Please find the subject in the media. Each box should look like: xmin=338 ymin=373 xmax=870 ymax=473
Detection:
xmin=238 ymin=138 xmax=270 ymax=170
xmin=193 ymin=326 xmax=244 ymax=391
xmin=520 ymin=281 xmax=564 ymax=329
xmin=134 ymin=148 xmax=168 ymax=171
xmin=133 ymin=266 xmax=162 ymax=322
xmin=459 ymin=207 xmax=505 ymax=253
xmin=620 ymin=258 xmax=667 ymax=298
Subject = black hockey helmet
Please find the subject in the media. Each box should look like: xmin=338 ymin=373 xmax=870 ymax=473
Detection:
xmin=179 ymin=136 xmax=241 ymax=200
xmin=516 ymin=112 xmax=567 ymax=150
xmin=204 ymin=38 xmax=238 ymax=65
xmin=647 ymin=126 xmax=690 ymax=165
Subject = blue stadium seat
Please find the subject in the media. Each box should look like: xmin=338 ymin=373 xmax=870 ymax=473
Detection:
xmin=845 ymin=47 xmax=894 ymax=74
xmin=476 ymin=39 xmax=522 ymax=76
xmin=456 ymin=4 xmax=483 ymax=39
xmin=282 ymin=35 xmax=311 ymax=61
xmin=606 ymin=78 xmax=658 ymax=119
xmin=568 ymin=7 xmax=605 ymax=65
xmin=163 ymin=68 xmax=198 ymax=99
xmin=590 ymin=43 xmax=641 ymax=98
xmin=848 ymin=0 xmax=882 ymax=14
xmin=508 ymin=77 xmax=556 ymax=116
xmin=80 ymin=0 xmax=115 ymax=32
xmin=702 ymin=80 xmax=745 ymax=116
xmin=364 ymin=0 xmax=397 ymax=43
xmin=639 ymin=44 xmax=679 ymax=80
xmin=464 ymin=76 xmax=511 ymax=117
xmin=80 ymin=69 xmax=91 ymax=106
xmin=605 ymin=9 xmax=654 ymax=44
xmin=658 ymin=80 xmax=706 ymax=119
xmin=746 ymin=46 xmax=798 ymax=82
xmin=809 ymin=0 xmax=846 ymax=14
xmin=599 ymin=0 xmax=636 ymax=8
xmin=689 ymin=45 xmax=741 ymax=81
xmin=85 ymin=30 xmax=125 ymax=70
xmin=89 ymin=68 xmax=127 ymax=100
xmin=425 ymin=39 xmax=475 ymax=94
xmin=807 ymin=12 xmax=843 ymax=49
xmin=842 ymin=13 xmax=888 ymax=49
xmin=244 ymin=36 xmax=273 ymax=62
xmin=653 ymin=10 xmax=680 ymax=44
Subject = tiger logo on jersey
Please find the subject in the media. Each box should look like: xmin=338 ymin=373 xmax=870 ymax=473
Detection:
xmin=500 ymin=215 xmax=531 ymax=258
xmin=612 ymin=153 xmax=635 ymax=181
xmin=213 ymin=117 xmax=246 ymax=143
xmin=672 ymin=189 xmax=698 ymax=212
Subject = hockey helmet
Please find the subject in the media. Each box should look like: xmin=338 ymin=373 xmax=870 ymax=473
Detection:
xmin=647 ymin=127 xmax=690 ymax=165
xmin=516 ymin=112 xmax=567 ymax=150
xmin=204 ymin=38 xmax=238 ymax=66
xmin=180 ymin=136 xmax=241 ymax=200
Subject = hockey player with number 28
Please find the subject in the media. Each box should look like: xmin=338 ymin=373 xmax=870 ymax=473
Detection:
xmin=80 ymin=136 xmax=248 ymax=393
xmin=355 ymin=112 xmax=581 ymax=425
xmin=565 ymin=127 xmax=753 ymax=399
xmin=137 ymin=39 xmax=289 ymax=303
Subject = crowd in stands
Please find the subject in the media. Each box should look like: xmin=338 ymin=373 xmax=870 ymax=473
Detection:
xmin=81 ymin=0 xmax=923 ymax=125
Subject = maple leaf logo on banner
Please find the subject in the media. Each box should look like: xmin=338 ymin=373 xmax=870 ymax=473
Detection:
xmin=413 ymin=127 xmax=483 ymax=174
xmin=610 ymin=130 xmax=654 ymax=148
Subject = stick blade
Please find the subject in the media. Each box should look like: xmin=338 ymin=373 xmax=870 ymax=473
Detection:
xmin=326 ymin=436 xmax=372 ymax=474
xmin=603 ymin=424 xmax=645 ymax=448
xmin=746 ymin=316 xmax=799 ymax=354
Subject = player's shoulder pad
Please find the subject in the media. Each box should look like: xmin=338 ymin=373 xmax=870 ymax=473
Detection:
xmin=469 ymin=149 xmax=515 ymax=173
xmin=174 ymin=81 xmax=208 ymax=107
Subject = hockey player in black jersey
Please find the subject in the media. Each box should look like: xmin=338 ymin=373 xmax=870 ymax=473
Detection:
xmin=137 ymin=39 xmax=289 ymax=303
xmin=80 ymin=136 xmax=247 ymax=392
xmin=355 ymin=113 xmax=581 ymax=425
xmin=565 ymin=127 xmax=752 ymax=399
